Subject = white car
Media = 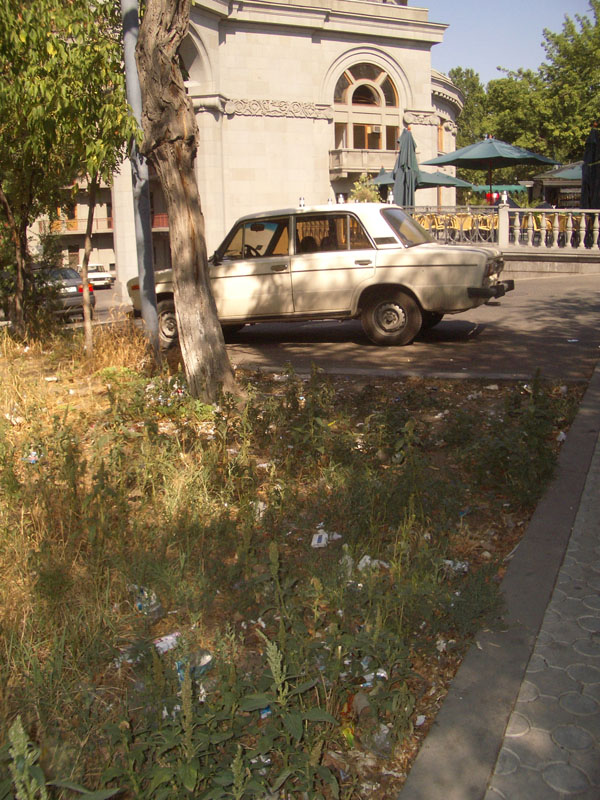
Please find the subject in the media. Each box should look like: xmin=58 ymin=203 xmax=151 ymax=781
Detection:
xmin=127 ymin=203 xmax=513 ymax=348
xmin=82 ymin=264 xmax=115 ymax=289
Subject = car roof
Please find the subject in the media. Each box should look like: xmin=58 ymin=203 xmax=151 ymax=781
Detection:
xmin=233 ymin=203 xmax=403 ymax=243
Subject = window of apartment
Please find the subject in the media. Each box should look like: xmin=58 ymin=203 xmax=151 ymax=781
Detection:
xmin=333 ymin=63 xmax=401 ymax=151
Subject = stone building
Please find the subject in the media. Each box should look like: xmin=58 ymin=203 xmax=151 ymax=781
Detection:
xmin=42 ymin=0 xmax=463 ymax=297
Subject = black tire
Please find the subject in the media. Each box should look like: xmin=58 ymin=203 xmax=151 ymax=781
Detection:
xmin=361 ymin=290 xmax=422 ymax=346
xmin=157 ymin=299 xmax=178 ymax=349
xmin=420 ymin=311 xmax=443 ymax=331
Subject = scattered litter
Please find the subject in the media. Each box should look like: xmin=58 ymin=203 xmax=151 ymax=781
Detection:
xmin=485 ymin=384 xmax=499 ymax=391
xmin=253 ymin=500 xmax=267 ymax=519
xmin=23 ymin=450 xmax=41 ymax=464
xmin=363 ymin=668 xmax=388 ymax=686
xmin=129 ymin=585 xmax=164 ymax=621
xmin=259 ymin=706 xmax=272 ymax=720
xmin=459 ymin=507 xmax=471 ymax=518
xmin=312 ymin=532 xmax=329 ymax=548
xmin=415 ymin=715 xmax=426 ymax=727
xmin=556 ymin=430 xmax=567 ymax=443
xmin=4 ymin=413 xmax=24 ymax=425
xmin=559 ymin=385 xmax=568 ymax=396
xmin=153 ymin=632 xmax=181 ymax=654
xmin=357 ymin=555 xmax=390 ymax=572
xmin=44 ymin=376 xmax=58 ymax=382
xmin=481 ymin=550 xmax=492 ymax=560
xmin=436 ymin=637 xmax=447 ymax=653
xmin=467 ymin=392 xmax=482 ymax=400
xmin=176 ymin=648 xmax=213 ymax=682
xmin=442 ymin=559 xmax=469 ymax=574
xmin=567 ymin=339 xmax=579 ymax=343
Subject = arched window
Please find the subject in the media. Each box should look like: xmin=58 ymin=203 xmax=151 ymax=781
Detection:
xmin=333 ymin=63 xmax=401 ymax=151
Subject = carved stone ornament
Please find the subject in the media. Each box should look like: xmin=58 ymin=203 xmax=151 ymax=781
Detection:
xmin=224 ymin=98 xmax=334 ymax=120
xmin=443 ymin=120 xmax=458 ymax=134
xmin=403 ymin=111 xmax=440 ymax=127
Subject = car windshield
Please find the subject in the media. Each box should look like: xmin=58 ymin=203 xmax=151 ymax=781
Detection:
xmin=381 ymin=208 xmax=433 ymax=247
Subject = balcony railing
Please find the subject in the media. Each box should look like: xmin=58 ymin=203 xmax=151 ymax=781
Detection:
xmin=38 ymin=213 xmax=170 ymax=234
xmin=329 ymin=149 xmax=397 ymax=177
xmin=407 ymin=205 xmax=600 ymax=252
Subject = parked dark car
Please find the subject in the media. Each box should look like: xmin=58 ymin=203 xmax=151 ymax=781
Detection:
xmin=46 ymin=267 xmax=96 ymax=319
xmin=0 ymin=266 xmax=95 ymax=323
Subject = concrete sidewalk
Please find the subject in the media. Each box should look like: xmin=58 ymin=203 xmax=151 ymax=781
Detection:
xmin=399 ymin=360 xmax=600 ymax=799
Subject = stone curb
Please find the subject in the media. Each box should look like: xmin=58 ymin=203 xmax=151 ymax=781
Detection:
xmin=398 ymin=358 xmax=600 ymax=800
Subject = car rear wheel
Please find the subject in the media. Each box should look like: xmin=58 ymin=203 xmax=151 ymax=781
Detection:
xmin=157 ymin=299 xmax=178 ymax=349
xmin=361 ymin=290 xmax=421 ymax=346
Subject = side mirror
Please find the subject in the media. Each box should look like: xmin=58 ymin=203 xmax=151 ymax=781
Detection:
xmin=211 ymin=251 xmax=221 ymax=266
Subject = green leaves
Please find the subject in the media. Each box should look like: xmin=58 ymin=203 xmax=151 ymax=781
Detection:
xmin=451 ymin=3 xmax=600 ymax=167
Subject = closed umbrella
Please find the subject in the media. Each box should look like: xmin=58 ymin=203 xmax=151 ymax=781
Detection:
xmin=422 ymin=136 xmax=557 ymax=195
xmin=392 ymin=128 xmax=420 ymax=206
xmin=581 ymin=123 xmax=600 ymax=209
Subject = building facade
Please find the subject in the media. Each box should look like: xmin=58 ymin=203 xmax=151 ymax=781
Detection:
xmin=39 ymin=0 xmax=463 ymax=299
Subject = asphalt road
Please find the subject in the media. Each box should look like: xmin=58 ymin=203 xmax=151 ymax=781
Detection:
xmin=97 ymin=274 xmax=600 ymax=383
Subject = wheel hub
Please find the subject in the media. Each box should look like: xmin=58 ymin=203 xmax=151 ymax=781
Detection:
xmin=376 ymin=302 xmax=406 ymax=333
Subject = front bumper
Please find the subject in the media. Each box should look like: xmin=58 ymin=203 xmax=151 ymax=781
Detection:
xmin=468 ymin=279 xmax=515 ymax=300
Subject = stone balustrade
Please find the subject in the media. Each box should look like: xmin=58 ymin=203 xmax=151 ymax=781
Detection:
xmin=408 ymin=205 xmax=600 ymax=252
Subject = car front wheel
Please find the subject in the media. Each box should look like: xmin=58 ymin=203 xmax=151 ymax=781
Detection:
xmin=361 ymin=290 xmax=422 ymax=346
xmin=157 ymin=299 xmax=178 ymax=349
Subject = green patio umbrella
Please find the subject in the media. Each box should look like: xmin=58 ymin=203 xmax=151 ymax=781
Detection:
xmin=371 ymin=168 xmax=472 ymax=189
xmin=392 ymin=128 xmax=420 ymax=206
xmin=422 ymin=136 xmax=557 ymax=195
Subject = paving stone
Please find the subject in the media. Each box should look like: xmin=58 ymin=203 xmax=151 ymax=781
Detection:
xmin=545 ymin=618 xmax=589 ymax=644
xmin=488 ymin=765 xmax=557 ymax=798
xmin=527 ymin=665 xmax=578 ymax=698
xmin=551 ymin=724 xmax=595 ymax=751
xmin=520 ymin=695 xmax=572 ymax=732
xmin=587 ymin=576 xmax=600 ymax=592
xmin=573 ymin=638 xmax=600 ymax=658
xmin=483 ymin=787 xmax=507 ymax=800
xmin=494 ymin=747 xmax=519 ymax=776
xmin=516 ymin=680 xmax=539 ymax=703
xmin=558 ymin=692 xmax=599 ymax=717
xmin=526 ymin=653 xmax=547 ymax=673
xmin=582 ymin=594 xmax=600 ymax=611
xmin=536 ymin=629 xmax=556 ymax=647
xmin=582 ymin=682 xmax=600 ymax=702
xmin=539 ymin=640 xmax=590 ymax=670
xmin=552 ymin=596 xmax=592 ymax=618
xmin=567 ymin=745 xmax=600 ymax=785
xmin=542 ymin=762 xmax=590 ymax=793
xmin=567 ymin=663 xmax=600 ymax=685
xmin=578 ymin=616 xmax=600 ymax=634
xmin=505 ymin=712 xmax=530 ymax=737
xmin=506 ymin=727 xmax=565 ymax=768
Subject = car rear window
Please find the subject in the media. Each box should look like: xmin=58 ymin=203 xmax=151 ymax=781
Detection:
xmin=381 ymin=208 xmax=433 ymax=247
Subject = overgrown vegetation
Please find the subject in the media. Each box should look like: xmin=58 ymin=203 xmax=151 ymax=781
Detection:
xmin=0 ymin=324 xmax=583 ymax=799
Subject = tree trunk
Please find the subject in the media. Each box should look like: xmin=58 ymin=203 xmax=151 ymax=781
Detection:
xmin=80 ymin=173 xmax=98 ymax=355
xmin=136 ymin=0 xmax=236 ymax=401
xmin=0 ymin=182 xmax=25 ymax=335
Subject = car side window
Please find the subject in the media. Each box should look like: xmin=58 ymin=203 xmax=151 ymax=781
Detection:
xmin=221 ymin=218 xmax=289 ymax=261
xmin=348 ymin=216 xmax=371 ymax=250
xmin=296 ymin=214 xmax=348 ymax=253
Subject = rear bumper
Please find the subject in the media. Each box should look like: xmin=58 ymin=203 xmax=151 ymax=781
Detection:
xmin=468 ymin=279 xmax=515 ymax=300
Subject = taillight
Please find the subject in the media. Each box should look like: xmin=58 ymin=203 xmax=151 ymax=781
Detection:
xmin=131 ymin=283 xmax=139 ymax=291
xmin=78 ymin=285 xmax=94 ymax=293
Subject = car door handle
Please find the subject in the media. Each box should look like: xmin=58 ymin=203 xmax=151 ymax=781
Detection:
xmin=270 ymin=264 xmax=288 ymax=272
xmin=354 ymin=259 xmax=372 ymax=266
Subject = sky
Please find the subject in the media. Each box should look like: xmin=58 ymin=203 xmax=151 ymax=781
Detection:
xmin=415 ymin=1 xmax=594 ymax=85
